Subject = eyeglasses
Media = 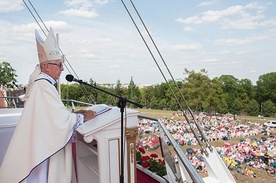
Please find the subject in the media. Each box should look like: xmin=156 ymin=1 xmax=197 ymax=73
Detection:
xmin=48 ymin=63 xmax=64 ymax=68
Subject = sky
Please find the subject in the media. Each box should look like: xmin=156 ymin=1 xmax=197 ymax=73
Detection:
xmin=0 ymin=0 xmax=276 ymax=86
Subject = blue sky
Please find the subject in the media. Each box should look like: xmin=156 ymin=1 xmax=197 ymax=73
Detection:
xmin=0 ymin=0 xmax=276 ymax=86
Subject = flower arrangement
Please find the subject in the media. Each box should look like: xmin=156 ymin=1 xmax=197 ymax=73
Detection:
xmin=136 ymin=147 xmax=167 ymax=176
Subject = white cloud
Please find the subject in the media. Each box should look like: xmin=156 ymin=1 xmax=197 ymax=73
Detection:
xmin=59 ymin=8 xmax=98 ymax=18
xmin=170 ymin=44 xmax=201 ymax=51
xmin=94 ymin=0 xmax=109 ymax=5
xmin=13 ymin=21 xmax=71 ymax=34
xmin=267 ymin=27 xmax=276 ymax=37
xmin=260 ymin=19 xmax=276 ymax=27
xmin=65 ymin=0 xmax=109 ymax=6
xmin=110 ymin=64 xmax=121 ymax=68
xmin=82 ymin=53 xmax=96 ymax=59
xmin=176 ymin=16 xmax=201 ymax=24
xmin=183 ymin=26 xmax=196 ymax=32
xmin=202 ymin=58 xmax=218 ymax=63
xmin=221 ymin=17 xmax=259 ymax=29
xmin=215 ymin=38 xmax=251 ymax=45
xmin=198 ymin=1 xmax=214 ymax=7
xmin=176 ymin=2 xmax=274 ymax=30
xmin=95 ymin=37 xmax=112 ymax=43
xmin=0 ymin=0 xmax=23 ymax=12
xmin=244 ymin=1 xmax=266 ymax=13
xmin=204 ymin=5 xmax=243 ymax=21
xmin=249 ymin=69 xmax=257 ymax=73
xmin=235 ymin=50 xmax=258 ymax=55
xmin=64 ymin=0 xmax=93 ymax=7
xmin=176 ymin=5 xmax=244 ymax=24
xmin=61 ymin=0 xmax=104 ymax=18
xmin=214 ymin=34 xmax=267 ymax=45
xmin=218 ymin=50 xmax=230 ymax=54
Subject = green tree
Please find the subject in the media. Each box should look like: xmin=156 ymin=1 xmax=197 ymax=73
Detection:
xmin=128 ymin=77 xmax=141 ymax=108
xmin=216 ymin=98 xmax=228 ymax=114
xmin=140 ymin=86 xmax=155 ymax=108
xmin=262 ymin=100 xmax=276 ymax=117
xmin=202 ymin=77 xmax=224 ymax=113
xmin=239 ymin=78 xmax=253 ymax=111
xmin=256 ymin=72 xmax=276 ymax=104
xmin=58 ymin=68 xmax=276 ymax=118
xmin=165 ymin=80 xmax=185 ymax=111
xmin=154 ymin=83 xmax=169 ymax=109
xmin=231 ymin=98 xmax=243 ymax=115
xmin=149 ymin=96 xmax=158 ymax=109
xmin=114 ymin=79 xmax=124 ymax=96
xmin=0 ymin=62 xmax=17 ymax=86
xmin=182 ymin=68 xmax=210 ymax=112
xmin=246 ymin=99 xmax=259 ymax=116
xmin=61 ymin=83 xmax=83 ymax=103
xmin=239 ymin=78 xmax=253 ymax=99
xmin=219 ymin=75 xmax=242 ymax=114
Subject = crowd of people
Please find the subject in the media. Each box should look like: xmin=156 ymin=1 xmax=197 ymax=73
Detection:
xmin=137 ymin=111 xmax=276 ymax=178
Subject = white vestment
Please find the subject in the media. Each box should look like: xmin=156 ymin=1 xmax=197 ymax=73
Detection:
xmin=0 ymin=74 xmax=77 ymax=183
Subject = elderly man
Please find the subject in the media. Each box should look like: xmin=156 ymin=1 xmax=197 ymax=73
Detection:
xmin=0 ymin=28 xmax=95 ymax=183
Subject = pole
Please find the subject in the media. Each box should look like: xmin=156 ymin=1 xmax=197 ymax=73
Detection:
xmin=118 ymin=97 xmax=126 ymax=183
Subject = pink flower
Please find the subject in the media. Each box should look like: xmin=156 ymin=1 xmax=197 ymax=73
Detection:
xmin=150 ymin=153 xmax=158 ymax=158
xmin=158 ymin=159 xmax=165 ymax=164
xmin=142 ymin=155 xmax=150 ymax=161
xmin=142 ymin=161 xmax=149 ymax=168
xmin=139 ymin=147 xmax=145 ymax=154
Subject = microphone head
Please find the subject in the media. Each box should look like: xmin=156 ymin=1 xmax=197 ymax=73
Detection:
xmin=66 ymin=74 xmax=74 ymax=82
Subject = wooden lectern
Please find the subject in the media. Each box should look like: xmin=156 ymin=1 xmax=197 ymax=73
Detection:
xmin=76 ymin=106 xmax=139 ymax=183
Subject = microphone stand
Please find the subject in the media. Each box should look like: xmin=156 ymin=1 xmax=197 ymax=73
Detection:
xmin=76 ymin=79 xmax=143 ymax=183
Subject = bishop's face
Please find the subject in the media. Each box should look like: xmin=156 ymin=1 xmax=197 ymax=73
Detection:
xmin=44 ymin=60 xmax=64 ymax=80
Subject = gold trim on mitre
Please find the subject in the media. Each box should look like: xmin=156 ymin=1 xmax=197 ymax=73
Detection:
xmin=35 ymin=27 xmax=62 ymax=64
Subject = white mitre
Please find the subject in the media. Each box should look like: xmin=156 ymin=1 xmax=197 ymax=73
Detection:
xmin=35 ymin=27 xmax=62 ymax=63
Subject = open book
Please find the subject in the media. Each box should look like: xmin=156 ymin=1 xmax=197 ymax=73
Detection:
xmin=86 ymin=104 xmax=112 ymax=116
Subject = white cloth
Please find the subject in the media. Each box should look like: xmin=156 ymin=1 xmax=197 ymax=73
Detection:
xmin=0 ymin=74 xmax=78 ymax=183
xmin=23 ymin=64 xmax=41 ymax=102
xmin=27 ymin=160 xmax=48 ymax=183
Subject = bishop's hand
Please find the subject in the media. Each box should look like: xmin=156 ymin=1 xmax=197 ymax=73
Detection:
xmin=75 ymin=109 xmax=96 ymax=122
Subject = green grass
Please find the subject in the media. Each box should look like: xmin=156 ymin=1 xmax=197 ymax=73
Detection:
xmin=136 ymin=108 xmax=276 ymax=123
xmin=136 ymin=108 xmax=180 ymax=118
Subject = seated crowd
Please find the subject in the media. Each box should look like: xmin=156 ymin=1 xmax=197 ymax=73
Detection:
xmin=137 ymin=112 xmax=276 ymax=177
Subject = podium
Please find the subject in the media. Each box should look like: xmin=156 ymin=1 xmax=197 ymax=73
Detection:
xmin=76 ymin=106 xmax=139 ymax=183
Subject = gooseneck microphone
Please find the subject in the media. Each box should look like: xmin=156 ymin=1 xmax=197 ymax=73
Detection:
xmin=65 ymin=74 xmax=83 ymax=84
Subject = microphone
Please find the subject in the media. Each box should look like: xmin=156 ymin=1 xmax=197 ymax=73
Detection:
xmin=65 ymin=74 xmax=83 ymax=84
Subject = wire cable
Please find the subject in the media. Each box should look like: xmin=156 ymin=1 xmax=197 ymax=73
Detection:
xmin=121 ymin=0 xmax=212 ymax=153
xmin=130 ymin=0 xmax=212 ymax=151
